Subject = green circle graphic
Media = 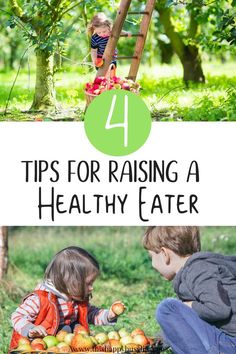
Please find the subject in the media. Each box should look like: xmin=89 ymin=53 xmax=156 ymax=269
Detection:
xmin=84 ymin=90 xmax=152 ymax=156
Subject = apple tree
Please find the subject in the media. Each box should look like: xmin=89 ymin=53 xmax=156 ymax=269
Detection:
xmin=9 ymin=0 xmax=89 ymax=111
xmin=156 ymin=0 xmax=235 ymax=83
xmin=0 ymin=226 xmax=8 ymax=279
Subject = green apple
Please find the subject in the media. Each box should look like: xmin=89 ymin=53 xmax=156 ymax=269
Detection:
xmin=118 ymin=328 xmax=129 ymax=338
xmin=43 ymin=335 xmax=59 ymax=348
xmin=64 ymin=333 xmax=75 ymax=345
xmin=95 ymin=332 xmax=108 ymax=344
xmin=108 ymin=331 xmax=120 ymax=340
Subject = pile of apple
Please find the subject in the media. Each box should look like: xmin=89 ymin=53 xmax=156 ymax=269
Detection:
xmin=14 ymin=303 xmax=153 ymax=353
xmin=85 ymin=76 xmax=141 ymax=96
xmin=15 ymin=326 xmax=153 ymax=353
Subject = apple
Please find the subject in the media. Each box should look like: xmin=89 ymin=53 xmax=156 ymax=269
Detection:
xmin=118 ymin=328 xmax=129 ymax=338
xmin=43 ymin=335 xmax=59 ymax=348
xmin=64 ymin=333 xmax=75 ymax=346
xmin=120 ymin=335 xmax=133 ymax=346
xmin=18 ymin=337 xmax=31 ymax=346
xmin=31 ymin=338 xmax=47 ymax=350
xmin=56 ymin=329 xmax=69 ymax=342
xmin=94 ymin=76 xmax=105 ymax=85
xmin=74 ymin=324 xmax=89 ymax=335
xmin=71 ymin=333 xmax=94 ymax=351
xmin=122 ymin=83 xmax=130 ymax=90
xmin=95 ymin=332 xmax=108 ymax=344
xmin=47 ymin=345 xmax=59 ymax=352
xmin=93 ymin=89 xmax=101 ymax=95
xmin=95 ymin=58 xmax=104 ymax=67
xmin=108 ymin=331 xmax=120 ymax=340
xmin=133 ymin=334 xmax=149 ymax=347
xmin=112 ymin=302 xmax=125 ymax=316
xmin=57 ymin=342 xmax=71 ymax=352
xmin=17 ymin=343 xmax=32 ymax=351
xmin=131 ymin=328 xmax=145 ymax=337
xmin=90 ymin=336 xmax=98 ymax=346
xmin=109 ymin=339 xmax=122 ymax=350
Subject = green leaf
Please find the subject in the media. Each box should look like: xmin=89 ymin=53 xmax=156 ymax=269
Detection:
xmin=165 ymin=0 xmax=174 ymax=8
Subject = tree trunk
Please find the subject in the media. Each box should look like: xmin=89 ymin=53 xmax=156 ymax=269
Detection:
xmin=158 ymin=39 xmax=174 ymax=64
xmin=30 ymin=49 xmax=56 ymax=111
xmin=157 ymin=5 xmax=205 ymax=83
xmin=0 ymin=226 xmax=8 ymax=279
xmin=181 ymin=45 xmax=205 ymax=83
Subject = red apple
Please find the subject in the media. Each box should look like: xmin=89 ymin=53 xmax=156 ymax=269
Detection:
xmin=31 ymin=338 xmax=46 ymax=350
xmin=56 ymin=329 xmax=68 ymax=342
xmin=133 ymin=334 xmax=149 ymax=347
xmin=47 ymin=345 xmax=59 ymax=352
xmin=131 ymin=328 xmax=145 ymax=337
xmin=93 ymin=89 xmax=101 ymax=95
xmin=71 ymin=333 xmax=94 ymax=351
xmin=111 ymin=302 xmax=125 ymax=315
xmin=74 ymin=324 xmax=89 ymax=335
xmin=57 ymin=342 xmax=71 ymax=352
xmin=94 ymin=77 xmax=105 ymax=85
xmin=109 ymin=339 xmax=122 ymax=350
xmin=95 ymin=58 xmax=104 ymax=67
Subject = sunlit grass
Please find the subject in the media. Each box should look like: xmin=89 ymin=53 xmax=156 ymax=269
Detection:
xmin=0 ymin=61 xmax=235 ymax=121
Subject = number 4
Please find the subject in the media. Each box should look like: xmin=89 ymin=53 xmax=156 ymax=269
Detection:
xmin=105 ymin=94 xmax=128 ymax=147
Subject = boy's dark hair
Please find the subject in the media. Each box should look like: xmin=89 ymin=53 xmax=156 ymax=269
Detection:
xmin=44 ymin=246 xmax=100 ymax=300
xmin=143 ymin=226 xmax=201 ymax=256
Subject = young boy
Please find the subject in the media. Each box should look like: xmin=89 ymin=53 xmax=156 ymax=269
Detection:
xmin=143 ymin=226 xmax=236 ymax=354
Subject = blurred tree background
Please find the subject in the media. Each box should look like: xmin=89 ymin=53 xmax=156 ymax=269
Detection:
xmin=0 ymin=0 xmax=235 ymax=119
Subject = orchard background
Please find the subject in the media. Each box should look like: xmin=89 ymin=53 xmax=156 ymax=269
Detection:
xmin=1 ymin=226 xmax=236 ymax=353
xmin=0 ymin=0 xmax=236 ymax=121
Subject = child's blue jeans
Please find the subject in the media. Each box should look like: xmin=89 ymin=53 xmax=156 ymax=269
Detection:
xmin=156 ymin=298 xmax=236 ymax=354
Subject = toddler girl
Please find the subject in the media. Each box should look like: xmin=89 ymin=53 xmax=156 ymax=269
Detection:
xmin=88 ymin=12 xmax=130 ymax=70
xmin=10 ymin=246 xmax=124 ymax=349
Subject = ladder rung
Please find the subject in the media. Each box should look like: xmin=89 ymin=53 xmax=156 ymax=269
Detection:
xmin=117 ymin=56 xmax=138 ymax=60
xmin=120 ymin=33 xmax=144 ymax=37
xmin=128 ymin=11 xmax=150 ymax=15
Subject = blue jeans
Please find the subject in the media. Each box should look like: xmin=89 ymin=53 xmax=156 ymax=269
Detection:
xmin=156 ymin=298 xmax=236 ymax=354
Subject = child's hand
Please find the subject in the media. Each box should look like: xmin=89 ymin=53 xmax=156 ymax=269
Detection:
xmin=108 ymin=301 xmax=126 ymax=321
xmin=28 ymin=325 xmax=47 ymax=338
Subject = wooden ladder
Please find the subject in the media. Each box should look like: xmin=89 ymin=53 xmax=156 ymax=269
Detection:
xmin=97 ymin=0 xmax=156 ymax=81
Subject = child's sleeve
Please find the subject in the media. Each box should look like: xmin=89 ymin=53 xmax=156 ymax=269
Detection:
xmin=91 ymin=35 xmax=98 ymax=49
xmin=11 ymin=294 xmax=40 ymax=337
xmin=87 ymin=304 xmax=116 ymax=325
xmin=186 ymin=262 xmax=232 ymax=322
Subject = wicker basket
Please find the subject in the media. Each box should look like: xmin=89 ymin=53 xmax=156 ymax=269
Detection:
xmin=84 ymin=64 xmax=116 ymax=108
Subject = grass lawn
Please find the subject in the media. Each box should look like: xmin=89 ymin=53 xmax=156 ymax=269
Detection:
xmin=1 ymin=226 xmax=236 ymax=353
xmin=0 ymin=61 xmax=235 ymax=121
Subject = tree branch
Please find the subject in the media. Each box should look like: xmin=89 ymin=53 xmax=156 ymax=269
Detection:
xmin=9 ymin=0 xmax=29 ymax=22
